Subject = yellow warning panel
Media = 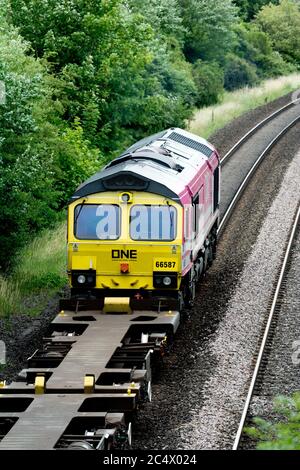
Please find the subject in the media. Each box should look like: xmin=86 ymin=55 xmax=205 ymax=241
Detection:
xmin=35 ymin=375 xmax=45 ymax=394
xmin=103 ymin=297 xmax=132 ymax=314
xmin=84 ymin=374 xmax=95 ymax=394
xmin=72 ymin=256 xmax=97 ymax=270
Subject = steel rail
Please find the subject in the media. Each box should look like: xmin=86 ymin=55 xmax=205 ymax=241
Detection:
xmin=218 ymin=114 xmax=300 ymax=236
xmin=220 ymin=100 xmax=297 ymax=166
xmin=232 ymin=203 xmax=300 ymax=450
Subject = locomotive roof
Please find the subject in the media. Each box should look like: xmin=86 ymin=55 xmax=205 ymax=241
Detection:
xmin=70 ymin=128 xmax=217 ymax=204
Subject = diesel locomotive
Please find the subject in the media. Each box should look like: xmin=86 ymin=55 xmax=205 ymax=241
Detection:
xmin=67 ymin=128 xmax=220 ymax=310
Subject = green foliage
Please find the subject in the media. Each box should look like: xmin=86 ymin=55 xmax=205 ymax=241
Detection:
xmin=189 ymin=73 xmax=300 ymax=138
xmin=233 ymin=0 xmax=279 ymax=20
xmin=256 ymin=0 xmax=300 ymax=64
xmin=0 ymin=19 xmax=59 ymax=268
xmin=224 ymin=53 xmax=259 ymax=90
xmin=127 ymin=0 xmax=185 ymax=44
xmin=245 ymin=393 xmax=300 ymax=450
xmin=0 ymin=222 xmax=66 ymax=317
xmin=180 ymin=0 xmax=239 ymax=63
xmin=0 ymin=12 xmax=100 ymax=269
xmin=52 ymin=119 xmax=102 ymax=203
xmin=233 ymin=22 xmax=295 ymax=79
xmin=8 ymin=0 xmax=195 ymax=156
xmin=192 ymin=61 xmax=224 ymax=106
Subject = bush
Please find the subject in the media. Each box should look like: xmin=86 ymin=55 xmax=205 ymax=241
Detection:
xmin=233 ymin=22 xmax=295 ymax=80
xmin=53 ymin=119 xmax=102 ymax=204
xmin=255 ymin=51 xmax=296 ymax=78
xmin=255 ymin=0 xmax=300 ymax=65
xmin=245 ymin=393 xmax=300 ymax=450
xmin=0 ymin=21 xmax=60 ymax=269
xmin=192 ymin=61 xmax=224 ymax=107
xmin=0 ymin=15 xmax=103 ymax=269
xmin=224 ymin=53 xmax=258 ymax=90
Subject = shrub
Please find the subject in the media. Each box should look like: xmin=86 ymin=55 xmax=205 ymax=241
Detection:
xmin=192 ymin=61 xmax=224 ymax=107
xmin=245 ymin=393 xmax=300 ymax=450
xmin=224 ymin=53 xmax=258 ymax=90
xmin=255 ymin=0 xmax=300 ymax=65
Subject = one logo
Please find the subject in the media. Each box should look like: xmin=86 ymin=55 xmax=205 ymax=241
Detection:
xmin=291 ymin=340 xmax=300 ymax=365
xmin=0 ymin=340 xmax=6 ymax=365
xmin=112 ymin=249 xmax=137 ymax=260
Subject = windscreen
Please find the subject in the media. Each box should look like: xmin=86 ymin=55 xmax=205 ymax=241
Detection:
xmin=74 ymin=204 xmax=120 ymax=240
xmin=130 ymin=205 xmax=177 ymax=241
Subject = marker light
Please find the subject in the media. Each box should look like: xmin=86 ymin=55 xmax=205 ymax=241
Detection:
xmin=163 ymin=276 xmax=172 ymax=286
xmin=77 ymin=275 xmax=86 ymax=284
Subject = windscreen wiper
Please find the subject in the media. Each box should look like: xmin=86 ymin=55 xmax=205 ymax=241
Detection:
xmin=74 ymin=199 xmax=86 ymax=231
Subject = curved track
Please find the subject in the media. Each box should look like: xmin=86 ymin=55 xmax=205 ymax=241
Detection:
xmin=232 ymin=204 xmax=300 ymax=450
xmin=219 ymin=113 xmax=300 ymax=233
xmin=219 ymin=98 xmax=300 ymax=223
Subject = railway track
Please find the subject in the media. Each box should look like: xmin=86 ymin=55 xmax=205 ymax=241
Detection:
xmin=219 ymin=99 xmax=300 ymax=233
xmin=0 ymin=97 xmax=299 ymax=450
xmin=232 ymin=203 xmax=300 ymax=450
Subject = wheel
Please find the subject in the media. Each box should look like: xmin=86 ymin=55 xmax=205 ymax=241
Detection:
xmin=184 ymin=269 xmax=196 ymax=309
xmin=211 ymin=227 xmax=218 ymax=260
xmin=203 ymin=247 xmax=209 ymax=273
xmin=207 ymin=244 xmax=213 ymax=268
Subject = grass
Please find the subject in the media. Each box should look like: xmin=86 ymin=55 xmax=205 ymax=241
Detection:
xmin=188 ymin=73 xmax=300 ymax=139
xmin=0 ymin=222 xmax=67 ymax=317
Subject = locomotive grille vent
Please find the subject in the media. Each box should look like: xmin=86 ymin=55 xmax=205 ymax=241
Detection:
xmin=168 ymin=132 xmax=213 ymax=157
xmin=103 ymin=174 xmax=149 ymax=190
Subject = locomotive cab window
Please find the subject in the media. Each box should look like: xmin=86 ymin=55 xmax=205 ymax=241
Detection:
xmin=74 ymin=204 xmax=121 ymax=240
xmin=130 ymin=205 xmax=177 ymax=241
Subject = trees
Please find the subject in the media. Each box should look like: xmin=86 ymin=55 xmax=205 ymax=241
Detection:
xmin=0 ymin=18 xmax=58 ymax=268
xmin=126 ymin=0 xmax=185 ymax=44
xmin=233 ymin=0 xmax=279 ymax=20
xmin=230 ymin=22 xmax=294 ymax=83
xmin=179 ymin=0 xmax=238 ymax=63
xmin=224 ymin=54 xmax=258 ymax=90
xmin=192 ymin=61 xmax=224 ymax=106
xmin=0 ymin=11 xmax=101 ymax=268
xmin=8 ymin=0 xmax=196 ymax=156
xmin=256 ymin=0 xmax=300 ymax=64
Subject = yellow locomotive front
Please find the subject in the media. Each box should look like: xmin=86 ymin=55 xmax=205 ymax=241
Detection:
xmin=67 ymin=191 xmax=183 ymax=300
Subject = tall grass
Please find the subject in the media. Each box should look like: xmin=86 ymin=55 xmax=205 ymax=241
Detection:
xmin=0 ymin=222 xmax=67 ymax=317
xmin=0 ymin=276 xmax=20 ymax=317
xmin=189 ymin=73 xmax=300 ymax=139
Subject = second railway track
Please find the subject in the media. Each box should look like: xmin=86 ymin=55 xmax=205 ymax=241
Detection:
xmin=233 ymin=204 xmax=300 ymax=450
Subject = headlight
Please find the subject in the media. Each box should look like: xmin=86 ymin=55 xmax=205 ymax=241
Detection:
xmin=163 ymin=276 xmax=172 ymax=286
xmin=77 ymin=275 xmax=86 ymax=284
xmin=153 ymin=272 xmax=177 ymax=289
xmin=71 ymin=270 xmax=96 ymax=288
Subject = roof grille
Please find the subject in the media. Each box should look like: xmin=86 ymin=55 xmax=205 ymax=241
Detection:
xmin=168 ymin=132 xmax=213 ymax=157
